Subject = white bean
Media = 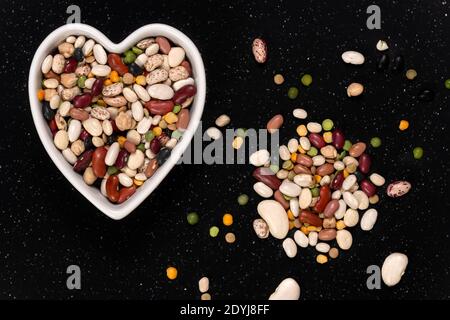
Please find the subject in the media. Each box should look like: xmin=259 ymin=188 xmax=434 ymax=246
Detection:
xmin=205 ymin=127 xmax=222 ymax=140
xmin=93 ymin=44 xmax=107 ymax=64
xmin=105 ymin=142 xmax=120 ymax=166
xmin=306 ymin=122 xmax=322 ymax=133
xmin=294 ymin=230 xmax=309 ymax=248
xmin=68 ymin=119 xmax=81 ymax=142
xmin=308 ymin=231 xmax=318 ymax=246
xmin=292 ymin=108 xmax=307 ymax=119
xmin=344 ymin=208 xmax=359 ymax=227
xmin=253 ymin=182 xmax=273 ymax=198
xmin=381 ymin=253 xmax=408 ymax=287
xmin=360 ymin=208 xmax=378 ymax=231
xmin=343 ymin=191 xmax=359 ymax=209
xmin=316 ymin=242 xmax=331 ymax=253
xmin=336 ymin=230 xmax=353 ymax=250
xmin=118 ymin=173 xmax=133 ymax=187
xmin=249 ymin=149 xmax=270 ymax=167
xmin=341 ymin=51 xmax=365 ymax=65
xmin=282 ymin=238 xmax=297 ymax=258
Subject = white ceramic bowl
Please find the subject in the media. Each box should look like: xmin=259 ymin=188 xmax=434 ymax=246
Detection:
xmin=28 ymin=23 xmax=206 ymax=220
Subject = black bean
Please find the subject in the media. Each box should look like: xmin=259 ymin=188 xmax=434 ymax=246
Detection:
xmin=377 ymin=54 xmax=389 ymax=71
xmin=74 ymin=47 xmax=84 ymax=62
xmin=417 ymin=89 xmax=435 ymax=102
xmin=391 ymin=55 xmax=404 ymax=73
xmin=106 ymin=133 xmax=117 ymax=145
xmin=156 ymin=148 xmax=171 ymax=166
xmin=354 ymin=171 xmax=365 ymax=182
xmin=84 ymin=136 xmax=94 ymax=150
xmin=128 ymin=63 xmax=142 ymax=76
xmin=42 ymin=101 xmax=55 ymax=121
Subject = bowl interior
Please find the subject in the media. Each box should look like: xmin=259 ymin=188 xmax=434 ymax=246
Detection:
xmin=29 ymin=23 xmax=206 ymax=220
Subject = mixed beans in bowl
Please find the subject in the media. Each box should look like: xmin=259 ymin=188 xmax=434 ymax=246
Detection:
xmin=29 ymin=24 xmax=205 ymax=217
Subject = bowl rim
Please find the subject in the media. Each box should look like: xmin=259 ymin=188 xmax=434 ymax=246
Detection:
xmin=28 ymin=23 xmax=206 ymax=220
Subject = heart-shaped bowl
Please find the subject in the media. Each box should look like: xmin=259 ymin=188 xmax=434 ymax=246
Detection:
xmin=28 ymin=23 xmax=206 ymax=220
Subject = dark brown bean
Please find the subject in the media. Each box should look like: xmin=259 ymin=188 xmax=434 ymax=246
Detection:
xmin=316 ymin=163 xmax=334 ymax=176
xmin=252 ymin=167 xmax=281 ymax=190
xmin=293 ymin=164 xmax=311 ymax=175
xmin=360 ymin=179 xmax=377 ymax=197
xmin=332 ymin=129 xmax=345 ymax=150
xmin=73 ymin=149 xmax=94 ymax=173
xmin=318 ymin=229 xmax=337 ymax=241
xmin=323 ymin=199 xmax=339 ymax=218
xmin=358 ymin=153 xmax=371 ymax=174
xmin=91 ymin=78 xmax=104 ymax=96
xmin=144 ymin=159 xmax=158 ymax=178
xmin=331 ymin=171 xmax=344 ymax=190
xmin=173 ymin=85 xmax=196 ymax=105
xmin=274 ymin=190 xmax=290 ymax=210
xmin=73 ymin=93 xmax=92 ymax=108
xmin=308 ymin=133 xmax=326 ymax=149
xmin=296 ymin=154 xmax=313 ymax=167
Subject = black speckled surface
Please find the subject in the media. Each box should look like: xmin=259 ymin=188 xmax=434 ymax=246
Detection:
xmin=0 ymin=0 xmax=449 ymax=300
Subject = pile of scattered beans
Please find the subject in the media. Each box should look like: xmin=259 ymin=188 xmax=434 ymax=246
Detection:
xmin=38 ymin=35 xmax=196 ymax=204
xmin=250 ymin=113 xmax=412 ymax=264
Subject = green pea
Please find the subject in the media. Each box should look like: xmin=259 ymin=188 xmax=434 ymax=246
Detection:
xmin=145 ymin=131 xmax=155 ymax=142
xmin=77 ymin=76 xmax=87 ymax=88
xmin=370 ymin=137 xmax=382 ymax=148
xmin=311 ymin=187 xmax=320 ymax=197
xmin=282 ymin=160 xmax=294 ymax=170
xmin=283 ymin=194 xmax=292 ymax=201
xmin=307 ymin=146 xmax=318 ymax=157
xmin=137 ymin=143 xmax=145 ymax=152
xmin=413 ymin=147 xmax=424 ymax=159
xmin=173 ymin=104 xmax=182 ymax=114
xmin=132 ymin=46 xmax=143 ymax=55
xmin=338 ymin=150 xmax=347 ymax=160
xmin=288 ymin=87 xmax=299 ymax=99
xmin=187 ymin=212 xmax=199 ymax=225
xmin=209 ymin=226 xmax=219 ymax=237
xmin=322 ymin=119 xmax=334 ymax=131
xmin=237 ymin=194 xmax=249 ymax=206
xmin=171 ymin=130 xmax=183 ymax=140
xmin=123 ymin=50 xmax=136 ymax=64
xmin=107 ymin=166 xmax=119 ymax=175
xmin=270 ymin=164 xmax=279 ymax=174
xmin=445 ymin=79 xmax=450 ymax=89
xmin=343 ymin=140 xmax=352 ymax=151
xmin=301 ymin=74 xmax=313 ymax=86
xmin=236 ymin=128 xmax=247 ymax=138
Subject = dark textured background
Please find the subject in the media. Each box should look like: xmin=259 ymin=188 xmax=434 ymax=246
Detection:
xmin=0 ymin=0 xmax=449 ymax=300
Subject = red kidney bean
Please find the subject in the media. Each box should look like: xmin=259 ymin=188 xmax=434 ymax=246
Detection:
xmin=73 ymin=93 xmax=92 ymax=108
xmin=92 ymin=147 xmax=107 ymax=178
xmin=107 ymin=53 xmax=128 ymax=75
xmin=64 ymin=58 xmax=78 ymax=73
xmin=79 ymin=129 xmax=89 ymax=141
xmin=118 ymin=185 xmax=136 ymax=204
xmin=145 ymin=100 xmax=174 ymax=115
xmin=150 ymin=138 xmax=161 ymax=154
xmin=293 ymin=164 xmax=311 ymax=175
xmin=181 ymin=60 xmax=192 ymax=76
xmin=360 ymin=179 xmax=377 ymax=197
xmin=274 ymin=190 xmax=290 ymax=210
xmin=332 ymin=129 xmax=345 ymax=150
xmin=252 ymin=167 xmax=281 ymax=190
xmin=144 ymin=159 xmax=158 ymax=178
xmin=323 ymin=199 xmax=339 ymax=218
xmin=313 ymin=185 xmax=331 ymax=213
xmin=115 ymin=149 xmax=129 ymax=169
xmin=331 ymin=171 xmax=344 ymax=190
xmin=358 ymin=153 xmax=371 ymax=174
xmin=156 ymin=36 xmax=171 ymax=54
xmin=91 ymin=78 xmax=104 ymax=96
xmin=299 ymin=210 xmax=323 ymax=227
xmin=48 ymin=118 xmax=58 ymax=136
xmin=123 ymin=141 xmax=136 ymax=154
xmin=316 ymin=163 xmax=334 ymax=176
xmin=73 ymin=149 xmax=94 ymax=173
xmin=296 ymin=154 xmax=313 ymax=167
xmin=177 ymin=109 xmax=190 ymax=130
xmin=173 ymin=85 xmax=196 ymax=105
xmin=308 ymin=133 xmax=326 ymax=149
xmin=106 ymin=175 xmax=120 ymax=203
